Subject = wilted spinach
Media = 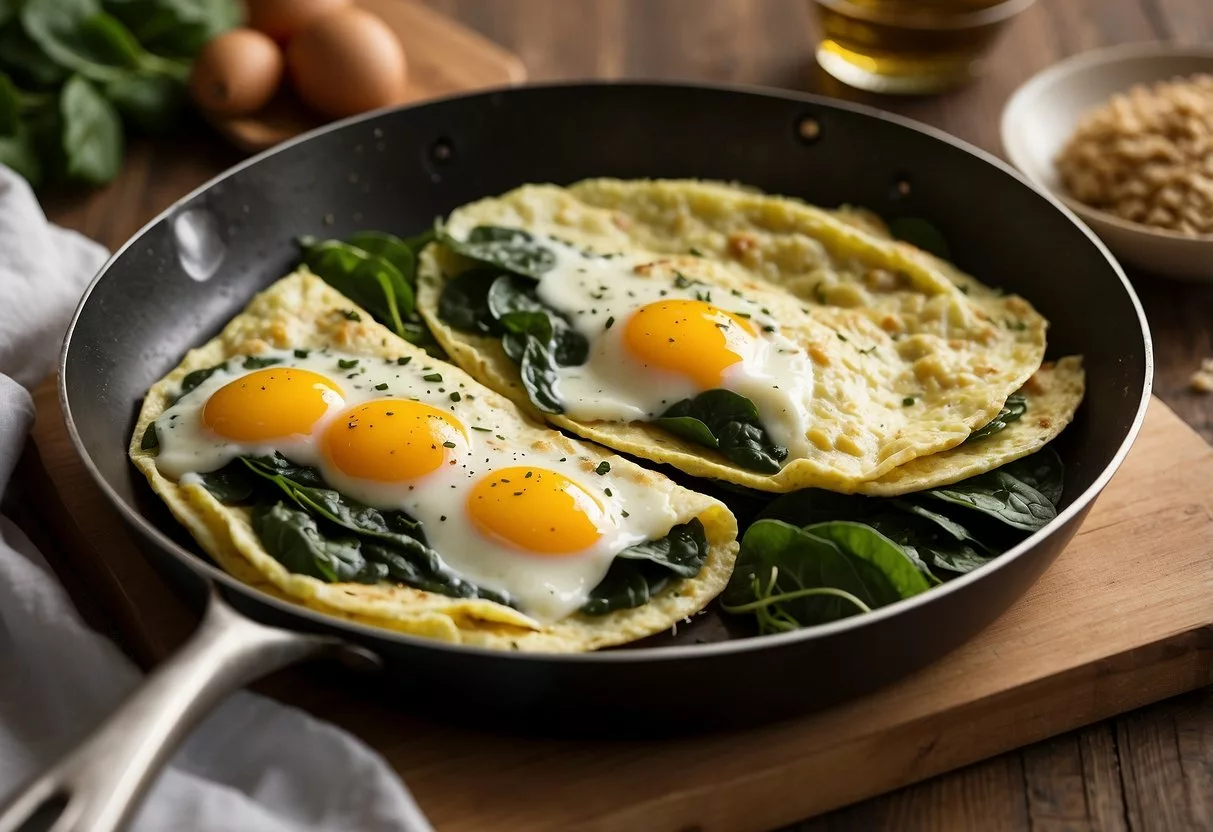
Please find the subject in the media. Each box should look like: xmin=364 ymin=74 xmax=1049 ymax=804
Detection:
xmin=966 ymin=393 xmax=1027 ymax=444
xmin=655 ymin=389 xmax=788 ymax=474
xmin=302 ymin=239 xmax=413 ymax=336
xmin=927 ymin=469 xmax=1056 ymax=531
xmin=254 ymin=501 xmax=386 ymax=584
xmin=139 ymin=420 xmax=158 ymax=452
xmin=440 ymin=225 xmax=557 ymax=279
xmin=581 ymin=519 xmax=708 ymax=615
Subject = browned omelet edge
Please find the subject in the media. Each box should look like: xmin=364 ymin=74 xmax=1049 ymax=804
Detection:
xmin=128 ymin=271 xmax=739 ymax=653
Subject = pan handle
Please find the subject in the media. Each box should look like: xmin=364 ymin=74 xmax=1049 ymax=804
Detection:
xmin=0 ymin=588 xmax=367 ymax=832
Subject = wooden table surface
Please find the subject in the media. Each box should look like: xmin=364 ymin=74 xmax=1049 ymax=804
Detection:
xmin=31 ymin=1 xmax=1212 ymax=830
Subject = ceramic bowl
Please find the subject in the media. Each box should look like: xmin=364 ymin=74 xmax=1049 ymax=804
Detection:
xmin=1001 ymin=42 xmax=1213 ymax=280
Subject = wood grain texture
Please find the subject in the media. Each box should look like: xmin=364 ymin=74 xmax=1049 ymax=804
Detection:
xmin=23 ymin=0 xmax=1213 ymax=829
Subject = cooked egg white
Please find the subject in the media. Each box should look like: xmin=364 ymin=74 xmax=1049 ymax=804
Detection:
xmin=152 ymin=349 xmax=680 ymax=621
xmin=531 ymin=238 xmax=814 ymax=461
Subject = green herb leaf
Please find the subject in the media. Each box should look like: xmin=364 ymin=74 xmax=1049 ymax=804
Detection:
xmin=518 ymin=334 xmax=563 ymax=413
xmin=195 ymin=459 xmax=259 ymax=504
xmin=103 ymin=0 xmax=238 ymax=58
xmin=436 ymin=267 xmax=502 ymax=334
xmin=965 ymin=393 xmax=1027 ymax=444
xmin=175 ymin=362 xmax=225 ymax=401
xmin=0 ymin=23 xmax=68 ymax=89
xmin=242 ymin=355 xmax=281 ymax=370
xmin=59 ymin=74 xmax=122 ymax=184
xmin=1001 ymin=446 xmax=1064 ymax=507
xmin=441 ymin=225 xmax=556 ymax=280
xmin=927 ymin=469 xmax=1056 ymax=531
xmin=346 ymin=230 xmax=416 ymax=282
xmin=253 ymin=501 xmax=385 ymax=584
xmin=103 ymin=70 xmax=182 ymax=132
xmin=23 ymin=0 xmax=144 ymax=82
xmin=302 ymin=239 xmax=413 ymax=336
xmin=801 ymin=521 xmax=932 ymax=599
xmin=581 ymin=519 xmax=707 ymax=615
xmin=655 ymin=389 xmax=787 ymax=474
xmin=139 ymin=420 xmax=158 ymax=452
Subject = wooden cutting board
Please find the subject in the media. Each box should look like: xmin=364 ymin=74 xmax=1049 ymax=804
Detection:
xmin=22 ymin=382 xmax=1213 ymax=832
xmin=206 ymin=0 xmax=527 ymax=152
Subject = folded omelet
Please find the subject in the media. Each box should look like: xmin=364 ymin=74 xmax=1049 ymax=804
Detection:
xmin=417 ymin=179 xmax=1074 ymax=494
xmin=130 ymin=272 xmax=738 ymax=652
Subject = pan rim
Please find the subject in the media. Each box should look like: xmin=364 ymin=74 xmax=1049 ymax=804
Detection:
xmin=59 ymin=79 xmax=1154 ymax=663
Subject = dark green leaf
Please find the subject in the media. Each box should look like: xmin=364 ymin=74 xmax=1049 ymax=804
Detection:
xmin=889 ymin=216 xmax=950 ymax=260
xmin=580 ymin=558 xmax=670 ymax=616
xmin=139 ymin=421 xmax=158 ymax=452
xmin=0 ymin=0 xmax=18 ymax=28
xmin=721 ymin=519 xmax=898 ymax=629
xmin=1001 ymin=447 xmax=1064 ymax=506
xmin=441 ymin=225 xmax=556 ymax=279
xmin=0 ymin=70 xmax=18 ymax=135
xmin=487 ymin=274 xmax=588 ymax=366
xmin=965 ymin=394 xmax=1027 ymax=444
xmin=195 ymin=460 xmax=258 ymax=504
xmin=0 ymin=23 xmax=68 ymax=89
xmin=655 ymin=389 xmax=786 ymax=474
xmin=303 ymin=239 xmax=413 ymax=335
xmin=613 ymin=518 xmax=707 ymax=578
xmin=801 ymin=521 xmax=932 ymax=598
xmin=59 ymin=74 xmax=123 ymax=184
xmin=402 ymin=227 xmax=435 ymax=255
xmin=346 ymin=231 xmax=416 ymax=282
xmin=253 ymin=501 xmax=384 ymax=584
xmin=23 ymin=0 xmax=144 ymax=82
xmin=0 ymin=120 xmax=42 ymax=185
xmin=436 ymin=267 xmax=501 ymax=334
xmin=927 ymin=469 xmax=1056 ymax=531
xmin=104 ymin=70 xmax=183 ymax=132
xmin=241 ymin=355 xmax=281 ymax=370
xmin=518 ymin=334 xmax=563 ymax=414
xmin=175 ymin=362 xmax=225 ymax=400
xmin=103 ymin=0 xmax=237 ymax=58
xmin=359 ymin=541 xmax=511 ymax=606
xmin=894 ymin=499 xmax=989 ymax=550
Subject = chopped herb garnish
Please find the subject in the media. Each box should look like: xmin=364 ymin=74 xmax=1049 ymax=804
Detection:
xmin=605 ymin=316 xmax=615 ymax=330
xmin=858 ymin=346 xmax=878 ymax=355
xmin=471 ymin=426 xmax=492 ymax=432
xmin=294 ymin=349 xmax=309 ymax=359
xmin=375 ymin=382 xmax=389 ymax=391
xmin=242 ymin=356 xmax=281 ymax=370
xmin=397 ymin=356 xmax=411 ymax=365
xmin=450 ymin=392 xmax=461 ymax=402
xmin=604 ymin=487 xmax=613 ymax=497
xmin=689 ymin=247 xmax=705 ymax=256
xmin=442 ymin=441 xmax=457 ymax=448
xmin=423 ymin=373 xmax=443 ymax=382
xmin=837 ymin=332 xmax=848 ymax=342
xmin=763 ymin=325 xmax=776 ymax=333
xmin=903 ymin=397 xmax=915 ymax=406
xmin=341 ymin=309 xmax=361 ymax=321
xmin=595 ymin=461 xmax=611 ymax=475
xmin=338 ymin=358 xmax=358 ymax=369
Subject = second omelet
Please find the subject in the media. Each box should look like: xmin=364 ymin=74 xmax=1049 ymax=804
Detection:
xmin=417 ymin=179 xmax=1053 ymax=494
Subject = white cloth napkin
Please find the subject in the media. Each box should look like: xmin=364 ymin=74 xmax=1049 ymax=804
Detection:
xmin=0 ymin=167 xmax=432 ymax=832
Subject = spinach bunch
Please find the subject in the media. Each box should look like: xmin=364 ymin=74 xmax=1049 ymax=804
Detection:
xmin=299 ymin=229 xmax=445 ymax=357
xmin=724 ymin=447 xmax=1063 ymax=633
xmin=0 ymin=0 xmax=237 ymax=187
xmin=435 ymin=225 xmax=786 ymax=471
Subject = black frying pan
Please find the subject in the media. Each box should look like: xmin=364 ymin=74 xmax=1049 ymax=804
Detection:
xmin=0 ymin=82 xmax=1151 ymax=832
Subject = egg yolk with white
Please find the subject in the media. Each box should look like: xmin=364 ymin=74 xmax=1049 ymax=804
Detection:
xmin=467 ymin=466 xmax=605 ymax=555
xmin=202 ymin=368 xmax=344 ymax=442
xmin=323 ymin=399 xmax=466 ymax=482
xmin=623 ymin=299 xmax=755 ymax=388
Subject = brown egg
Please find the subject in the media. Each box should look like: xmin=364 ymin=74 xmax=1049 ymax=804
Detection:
xmin=287 ymin=8 xmax=408 ymax=119
xmin=246 ymin=0 xmax=351 ymax=42
xmin=189 ymin=29 xmax=284 ymax=116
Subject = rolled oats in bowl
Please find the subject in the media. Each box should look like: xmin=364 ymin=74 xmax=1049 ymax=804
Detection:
xmin=1055 ymin=74 xmax=1213 ymax=237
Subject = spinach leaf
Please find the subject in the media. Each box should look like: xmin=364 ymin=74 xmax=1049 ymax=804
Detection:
xmin=580 ymin=519 xmax=708 ymax=616
xmin=241 ymin=355 xmax=281 ymax=370
xmin=441 ymin=225 xmax=556 ymax=280
xmin=302 ymin=239 xmax=413 ymax=335
xmin=402 ymin=227 xmax=435 ymax=256
xmin=489 ymin=274 xmax=588 ymax=365
xmin=889 ymin=216 xmax=950 ymax=260
xmin=0 ymin=0 xmax=17 ymax=28
xmin=241 ymin=455 xmax=425 ymax=544
xmin=103 ymin=0 xmax=237 ymax=58
xmin=23 ymin=0 xmax=141 ymax=82
xmin=104 ymin=70 xmax=182 ymax=132
xmin=176 ymin=362 xmax=225 ymax=400
xmin=894 ymin=500 xmax=989 ymax=551
xmin=758 ymin=487 xmax=878 ymax=527
xmin=655 ymin=389 xmax=787 ymax=474
xmin=346 ymin=231 xmax=416 ymax=282
xmin=518 ymin=334 xmax=564 ymax=414
xmin=927 ymin=469 xmax=1056 ymax=531
xmin=0 ymin=70 xmax=18 ymax=135
xmin=139 ymin=421 xmax=158 ymax=452
xmin=253 ymin=501 xmax=386 ymax=584
xmin=0 ymin=23 xmax=68 ymax=89
xmin=802 ymin=521 xmax=932 ymax=598
xmin=580 ymin=558 xmax=671 ymax=616
xmin=0 ymin=120 xmax=41 ymax=185
xmin=721 ymin=519 xmax=896 ymax=631
xmin=436 ymin=267 xmax=501 ymax=334
xmin=195 ymin=460 xmax=258 ymax=504
xmin=966 ymin=393 xmax=1027 ymax=444
xmin=1002 ymin=447 xmax=1064 ymax=506
xmin=59 ymin=74 xmax=122 ymax=184
xmin=358 ymin=540 xmax=511 ymax=606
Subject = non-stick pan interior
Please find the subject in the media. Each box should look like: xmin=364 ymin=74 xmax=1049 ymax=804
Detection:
xmin=61 ymin=83 xmax=1150 ymax=725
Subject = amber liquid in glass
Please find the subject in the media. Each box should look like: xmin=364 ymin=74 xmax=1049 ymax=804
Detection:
xmin=813 ymin=0 xmax=1030 ymax=94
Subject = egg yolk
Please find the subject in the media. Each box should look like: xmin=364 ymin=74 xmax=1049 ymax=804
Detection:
xmin=467 ymin=466 xmax=605 ymax=556
xmin=322 ymin=399 xmax=466 ymax=482
xmin=203 ymin=367 xmax=343 ymax=443
xmin=623 ymin=299 xmax=755 ymax=389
